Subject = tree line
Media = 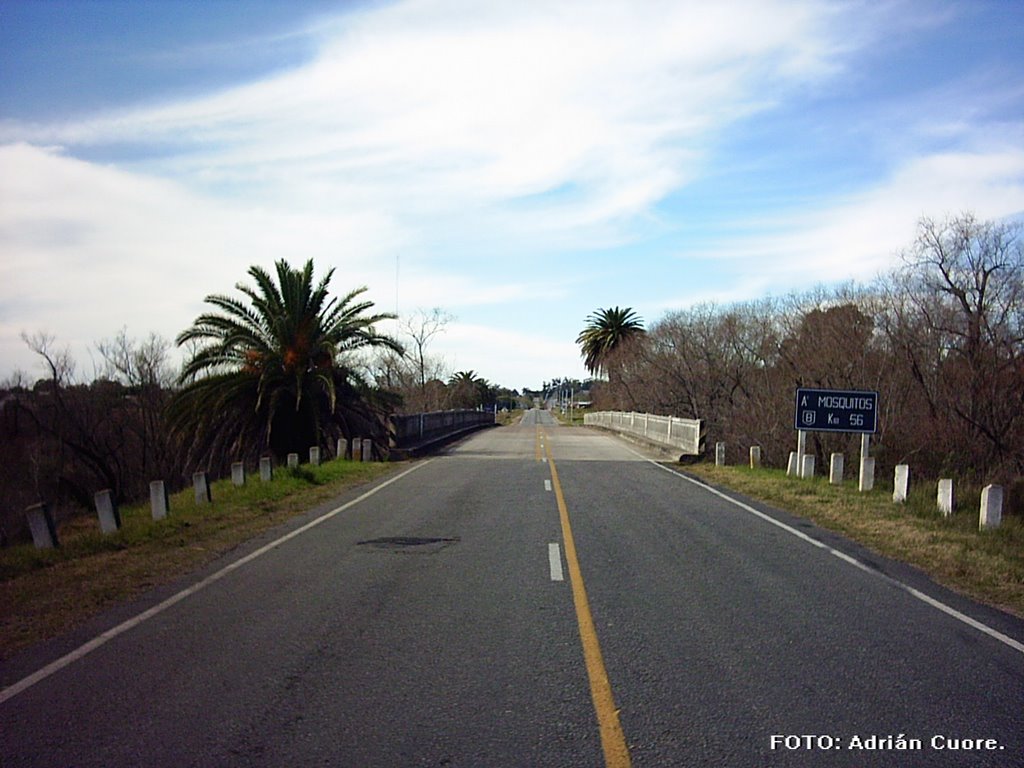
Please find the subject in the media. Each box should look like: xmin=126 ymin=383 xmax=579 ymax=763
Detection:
xmin=581 ymin=214 xmax=1023 ymax=507
xmin=0 ymin=261 xmax=518 ymax=545
xmin=4 ymin=212 xmax=1018 ymax=543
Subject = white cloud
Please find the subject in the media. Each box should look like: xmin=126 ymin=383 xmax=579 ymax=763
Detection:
xmin=0 ymin=143 xmax=403 ymax=375
xmin=436 ymin=322 xmax=586 ymax=387
xmin=2 ymin=0 xmax=857 ymax=227
xmin=3 ymin=0 xmax=1020 ymax=388
xmin=395 ymin=270 xmax=567 ymax=310
xmin=0 ymin=142 xmax=571 ymax=380
xmin=672 ymin=144 xmax=1024 ymax=296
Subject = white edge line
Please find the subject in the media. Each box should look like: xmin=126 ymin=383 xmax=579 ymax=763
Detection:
xmin=548 ymin=542 xmax=564 ymax=582
xmin=0 ymin=459 xmax=433 ymax=705
xmin=618 ymin=443 xmax=1024 ymax=657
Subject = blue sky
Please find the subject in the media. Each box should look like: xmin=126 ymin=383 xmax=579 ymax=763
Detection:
xmin=2 ymin=0 xmax=1023 ymax=391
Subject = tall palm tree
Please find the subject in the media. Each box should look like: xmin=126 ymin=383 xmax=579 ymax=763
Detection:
xmin=448 ymin=370 xmax=490 ymax=409
xmin=168 ymin=259 xmax=402 ymax=468
xmin=576 ymin=306 xmax=645 ymax=376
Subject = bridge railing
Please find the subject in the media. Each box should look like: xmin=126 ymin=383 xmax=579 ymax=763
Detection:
xmin=390 ymin=409 xmax=496 ymax=452
xmin=583 ymin=411 xmax=705 ymax=456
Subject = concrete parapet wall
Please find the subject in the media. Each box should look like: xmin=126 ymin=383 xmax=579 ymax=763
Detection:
xmin=583 ymin=411 xmax=705 ymax=456
xmin=389 ymin=409 xmax=497 ymax=456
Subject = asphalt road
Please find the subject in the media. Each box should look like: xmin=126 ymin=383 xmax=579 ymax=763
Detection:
xmin=2 ymin=410 xmax=1023 ymax=767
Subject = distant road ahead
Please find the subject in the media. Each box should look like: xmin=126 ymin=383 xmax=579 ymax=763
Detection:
xmin=3 ymin=410 xmax=1022 ymax=766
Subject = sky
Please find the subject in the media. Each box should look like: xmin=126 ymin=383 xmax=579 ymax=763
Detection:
xmin=1 ymin=0 xmax=1023 ymax=392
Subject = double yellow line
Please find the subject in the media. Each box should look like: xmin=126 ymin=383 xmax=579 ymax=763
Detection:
xmin=539 ymin=427 xmax=633 ymax=768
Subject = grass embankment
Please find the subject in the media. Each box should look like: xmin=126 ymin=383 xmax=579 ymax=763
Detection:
xmin=551 ymin=409 xmax=586 ymax=426
xmin=0 ymin=459 xmax=397 ymax=659
xmin=684 ymin=463 xmax=1024 ymax=618
xmin=495 ymin=408 xmax=524 ymax=426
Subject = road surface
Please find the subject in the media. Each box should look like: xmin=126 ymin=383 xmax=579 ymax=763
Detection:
xmin=2 ymin=410 xmax=1022 ymax=766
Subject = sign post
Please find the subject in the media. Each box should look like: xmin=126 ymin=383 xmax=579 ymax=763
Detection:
xmin=796 ymin=429 xmax=807 ymax=478
xmin=860 ymin=433 xmax=871 ymax=468
xmin=794 ymin=388 xmax=878 ymax=481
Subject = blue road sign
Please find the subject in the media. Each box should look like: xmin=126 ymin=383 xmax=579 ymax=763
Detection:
xmin=794 ymin=388 xmax=878 ymax=434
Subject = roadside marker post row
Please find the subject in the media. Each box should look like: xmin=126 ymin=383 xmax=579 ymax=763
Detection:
xmin=0 ymin=461 xmax=433 ymax=706
xmin=617 ymin=442 xmax=1024 ymax=658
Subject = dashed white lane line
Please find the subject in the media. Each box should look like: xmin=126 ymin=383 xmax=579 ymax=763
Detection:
xmin=548 ymin=543 xmax=565 ymax=581
xmin=545 ymin=479 xmax=552 ymax=492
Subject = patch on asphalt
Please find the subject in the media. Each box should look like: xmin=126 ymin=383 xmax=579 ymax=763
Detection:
xmin=356 ymin=536 xmax=460 ymax=554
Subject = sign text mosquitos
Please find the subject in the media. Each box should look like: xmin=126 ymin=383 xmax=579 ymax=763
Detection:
xmin=794 ymin=388 xmax=878 ymax=434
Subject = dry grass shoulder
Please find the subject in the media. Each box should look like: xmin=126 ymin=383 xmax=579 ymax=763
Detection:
xmin=684 ymin=463 xmax=1024 ymax=618
xmin=550 ymin=409 xmax=586 ymax=426
xmin=495 ymin=408 xmax=524 ymax=426
xmin=0 ymin=460 xmax=398 ymax=659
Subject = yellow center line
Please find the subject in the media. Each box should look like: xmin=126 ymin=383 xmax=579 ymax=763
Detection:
xmin=545 ymin=437 xmax=633 ymax=768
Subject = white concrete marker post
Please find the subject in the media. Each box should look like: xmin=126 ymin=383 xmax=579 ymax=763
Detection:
xmin=937 ymin=479 xmax=954 ymax=516
xmin=859 ymin=458 xmax=875 ymax=492
xmin=259 ymin=457 xmax=273 ymax=482
xmin=801 ymin=454 xmax=815 ymax=479
xmin=309 ymin=446 xmax=320 ymax=466
xmin=336 ymin=438 xmax=345 ymax=459
xmin=193 ymin=472 xmax=211 ymax=504
xmin=980 ymin=485 xmax=1003 ymax=530
xmin=715 ymin=442 xmax=726 ymax=467
xmin=352 ymin=438 xmax=362 ymax=462
xmin=858 ymin=434 xmax=874 ymax=492
xmin=94 ymin=489 xmax=121 ymax=534
xmin=893 ymin=464 xmax=909 ymax=503
xmin=786 ymin=452 xmax=798 ymax=477
xmin=25 ymin=502 xmax=59 ymax=549
xmin=231 ymin=462 xmax=245 ymax=486
xmin=796 ymin=430 xmax=807 ymax=478
xmin=829 ymin=453 xmax=844 ymax=485
xmin=150 ymin=480 xmax=169 ymax=520
xmin=749 ymin=446 xmax=761 ymax=469
xmin=287 ymin=453 xmax=299 ymax=469
xmin=361 ymin=438 xmax=373 ymax=462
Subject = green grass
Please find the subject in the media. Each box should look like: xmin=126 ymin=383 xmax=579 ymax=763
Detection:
xmin=0 ymin=459 xmax=398 ymax=658
xmin=684 ymin=463 xmax=1024 ymax=618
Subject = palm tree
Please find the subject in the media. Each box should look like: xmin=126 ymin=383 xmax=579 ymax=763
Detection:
xmin=448 ymin=370 xmax=480 ymax=386
xmin=168 ymin=259 xmax=402 ymax=468
xmin=576 ymin=306 xmax=645 ymax=377
xmin=448 ymin=370 xmax=490 ymax=409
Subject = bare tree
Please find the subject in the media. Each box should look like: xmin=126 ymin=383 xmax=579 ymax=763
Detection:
xmin=371 ymin=308 xmax=454 ymax=413
xmin=94 ymin=330 xmax=178 ymax=491
xmin=21 ymin=331 xmax=76 ymax=386
xmin=403 ymin=308 xmax=453 ymax=403
xmin=562 ymin=214 xmax=1020 ymax=489
xmin=9 ymin=331 xmax=182 ymax=522
xmin=880 ymin=213 xmax=1024 ymax=478
xmin=17 ymin=332 xmax=121 ymax=511
xmin=634 ymin=300 xmax=786 ymax=459
xmin=95 ymin=328 xmax=175 ymax=389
